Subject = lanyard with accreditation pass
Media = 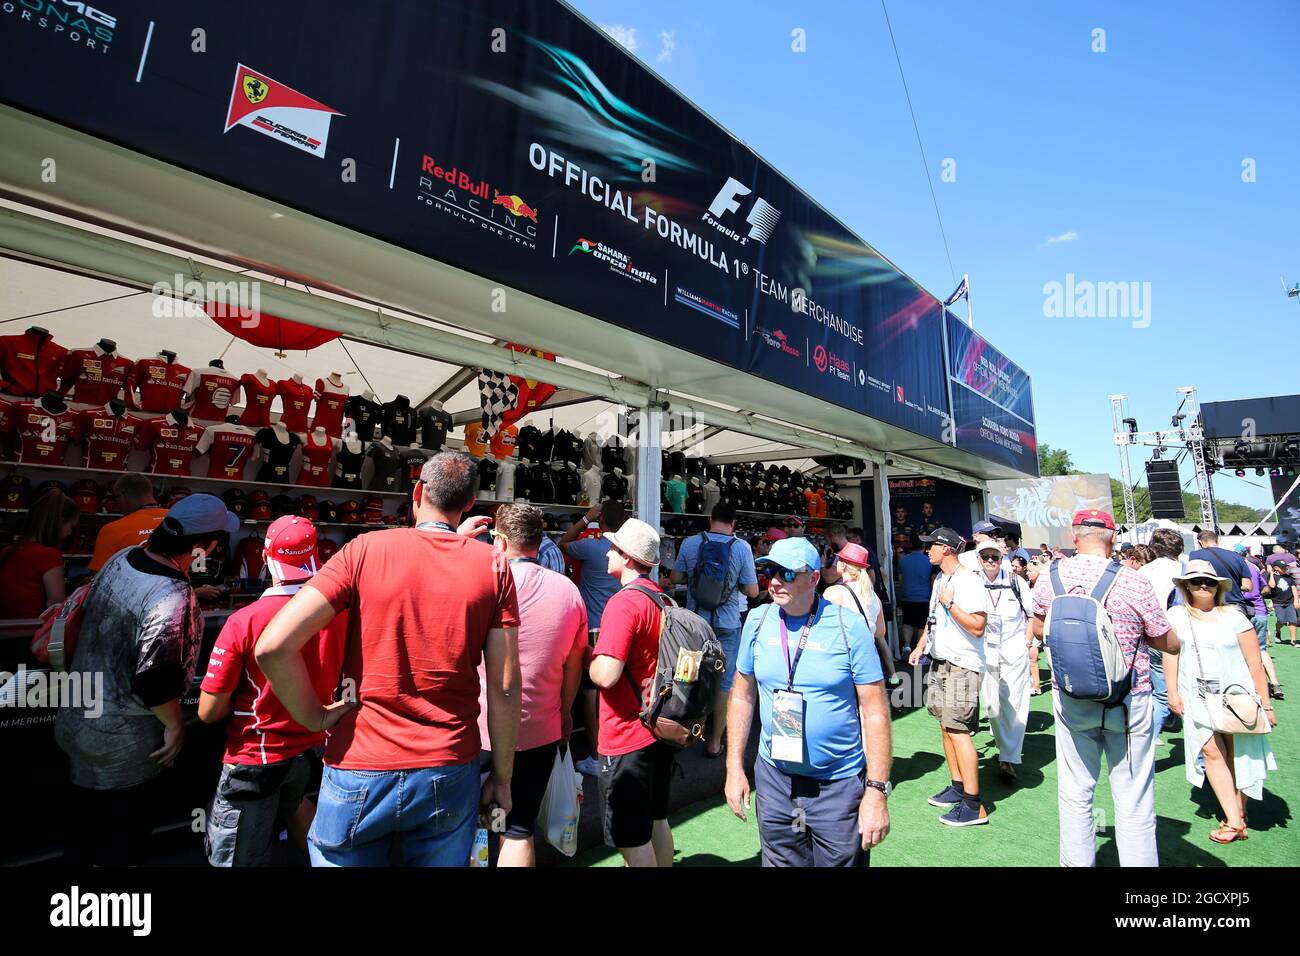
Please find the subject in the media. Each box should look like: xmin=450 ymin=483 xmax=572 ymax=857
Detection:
xmin=771 ymin=610 xmax=812 ymax=764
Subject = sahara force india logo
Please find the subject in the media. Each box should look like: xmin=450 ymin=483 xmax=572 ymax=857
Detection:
xmin=568 ymin=237 xmax=657 ymax=284
xmin=223 ymin=64 xmax=343 ymax=157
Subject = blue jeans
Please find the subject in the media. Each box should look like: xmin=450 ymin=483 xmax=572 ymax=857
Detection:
xmin=714 ymin=627 xmax=741 ymax=692
xmin=308 ymin=761 xmax=479 ymax=867
xmin=1148 ymin=649 xmax=1170 ymax=734
xmin=1251 ymin=614 xmax=1269 ymax=653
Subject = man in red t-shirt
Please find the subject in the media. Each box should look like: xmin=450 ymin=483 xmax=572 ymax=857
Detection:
xmin=198 ymin=515 xmax=351 ymax=866
xmin=589 ymin=517 xmax=676 ymax=867
xmin=256 ymin=452 xmax=521 ymax=867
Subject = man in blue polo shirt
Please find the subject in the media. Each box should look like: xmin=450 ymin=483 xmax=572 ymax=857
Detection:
xmin=724 ymin=538 xmax=892 ymax=867
xmin=671 ymin=502 xmax=759 ymax=758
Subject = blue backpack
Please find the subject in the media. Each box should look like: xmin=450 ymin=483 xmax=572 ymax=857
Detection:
xmin=689 ymin=532 xmax=738 ymax=621
xmin=1044 ymin=561 xmax=1136 ymax=705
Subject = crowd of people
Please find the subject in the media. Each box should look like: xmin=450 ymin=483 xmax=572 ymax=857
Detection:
xmin=26 ymin=452 xmax=1288 ymax=867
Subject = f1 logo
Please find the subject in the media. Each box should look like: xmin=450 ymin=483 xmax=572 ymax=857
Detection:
xmin=707 ymin=177 xmax=782 ymax=244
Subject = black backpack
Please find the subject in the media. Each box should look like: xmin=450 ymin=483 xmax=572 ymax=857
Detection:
xmin=623 ymin=584 xmax=725 ymax=749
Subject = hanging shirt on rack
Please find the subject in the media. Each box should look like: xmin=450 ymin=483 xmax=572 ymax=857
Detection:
xmin=552 ymin=465 xmax=581 ymax=505
xmin=665 ymin=477 xmax=688 ymax=514
xmin=197 ymin=422 xmax=257 ymax=480
xmin=367 ymin=441 xmax=402 ymax=492
xmin=601 ymin=471 xmax=628 ymax=502
xmin=313 ymin=378 xmax=350 ymax=438
xmin=417 ymin=406 xmax=452 ymax=451
xmin=134 ymin=415 xmax=205 ymax=476
xmin=332 ymin=440 xmax=366 ymax=489
xmin=238 ymin=374 xmax=278 ymax=428
xmin=185 ymin=365 xmax=240 ymax=422
xmin=130 ymin=357 xmax=191 ymax=413
xmin=5 ymin=400 xmax=82 ymax=464
xmin=490 ymin=423 xmax=518 ymax=460
xmin=297 ymin=433 xmax=334 ymax=487
xmin=477 ymin=457 xmax=499 ymax=494
xmin=495 ymin=458 xmax=517 ymax=501
xmin=0 ymin=331 xmax=68 ymax=398
xmin=255 ymin=428 xmax=302 ymax=484
xmin=276 ymin=378 xmax=315 ymax=433
xmin=400 ymin=447 xmax=431 ymax=493
xmin=79 ymin=405 xmax=140 ymax=471
xmin=551 ymin=429 xmax=582 ymax=466
xmin=581 ymin=434 xmax=601 ymax=471
xmin=344 ymin=394 xmax=384 ymax=441
xmin=580 ymin=467 xmax=602 ymax=506
xmin=516 ymin=424 xmax=547 ymax=462
xmin=601 ymin=436 xmax=625 ymax=473
xmin=382 ymin=397 xmax=415 ymax=445
xmin=59 ymin=347 xmax=133 ymax=406
xmin=463 ymin=421 xmax=490 ymax=457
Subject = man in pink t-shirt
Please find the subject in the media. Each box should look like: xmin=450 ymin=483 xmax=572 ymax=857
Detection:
xmin=477 ymin=503 xmax=587 ymax=866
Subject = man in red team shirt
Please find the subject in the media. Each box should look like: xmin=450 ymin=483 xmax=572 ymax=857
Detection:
xmin=587 ymin=518 xmax=677 ymax=867
xmin=198 ymin=515 xmax=352 ymax=866
xmin=256 ymin=452 xmax=521 ymax=867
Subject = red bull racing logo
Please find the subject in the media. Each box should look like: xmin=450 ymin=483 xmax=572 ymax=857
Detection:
xmin=492 ymin=192 xmax=539 ymax=223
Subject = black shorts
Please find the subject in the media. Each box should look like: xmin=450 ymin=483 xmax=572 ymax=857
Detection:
xmin=901 ymin=601 xmax=929 ymax=629
xmin=482 ymin=740 xmax=560 ymax=839
xmin=599 ymin=740 xmax=676 ymax=849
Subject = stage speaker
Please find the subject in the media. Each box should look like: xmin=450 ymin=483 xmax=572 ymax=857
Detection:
xmin=1145 ymin=460 xmax=1184 ymax=519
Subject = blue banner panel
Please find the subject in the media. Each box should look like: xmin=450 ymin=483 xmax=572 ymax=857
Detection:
xmin=951 ymin=385 xmax=1039 ymax=476
xmin=1 ymin=0 xmax=1015 ymax=452
xmin=945 ymin=312 xmax=1035 ymax=422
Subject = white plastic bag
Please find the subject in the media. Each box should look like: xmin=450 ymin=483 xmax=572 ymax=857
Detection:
xmin=538 ymin=747 xmax=583 ymax=857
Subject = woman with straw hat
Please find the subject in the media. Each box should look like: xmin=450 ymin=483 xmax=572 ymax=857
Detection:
xmin=824 ymin=543 xmax=899 ymax=687
xmin=1164 ymin=559 xmax=1278 ymax=845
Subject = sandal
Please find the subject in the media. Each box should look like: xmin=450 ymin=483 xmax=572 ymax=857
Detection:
xmin=1209 ymin=822 xmax=1248 ymax=844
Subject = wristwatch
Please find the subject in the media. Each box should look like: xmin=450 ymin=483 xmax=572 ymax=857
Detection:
xmin=865 ymin=779 xmax=892 ymax=797
xmin=942 ymin=600 xmax=954 ymax=612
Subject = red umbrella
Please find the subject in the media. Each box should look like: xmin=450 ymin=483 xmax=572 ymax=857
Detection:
xmin=204 ymin=301 xmax=340 ymax=356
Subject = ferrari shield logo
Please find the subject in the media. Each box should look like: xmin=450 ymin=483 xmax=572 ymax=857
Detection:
xmin=243 ymin=75 xmax=269 ymax=104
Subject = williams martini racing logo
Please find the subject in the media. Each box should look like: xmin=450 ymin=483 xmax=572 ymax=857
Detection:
xmin=673 ymin=286 xmax=739 ymax=329
xmin=569 ymin=237 xmax=657 ymax=285
xmin=224 ymin=64 xmax=343 ymax=157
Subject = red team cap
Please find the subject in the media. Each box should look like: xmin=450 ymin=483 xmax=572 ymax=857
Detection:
xmin=249 ymin=490 xmax=273 ymax=521
xmin=264 ymin=515 xmax=319 ymax=583
xmin=1071 ymin=508 xmax=1115 ymax=530
xmin=69 ymin=479 xmax=101 ymax=514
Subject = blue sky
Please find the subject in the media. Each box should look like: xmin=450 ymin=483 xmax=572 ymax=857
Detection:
xmin=569 ymin=0 xmax=1299 ymax=511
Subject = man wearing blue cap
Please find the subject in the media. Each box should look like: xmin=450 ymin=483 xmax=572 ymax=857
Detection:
xmin=55 ymin=493 xmax=240 ymax=865
xmin=724 ymin=537 xmax=893 ymax=866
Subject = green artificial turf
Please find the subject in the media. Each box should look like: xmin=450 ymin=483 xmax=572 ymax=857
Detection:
xmin=573 ymin=625 xmax=1299 ymax=867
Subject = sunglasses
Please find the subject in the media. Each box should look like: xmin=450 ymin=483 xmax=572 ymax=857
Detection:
xmin=1188 ymin=578 xmax=1219 ymax=589
xmin=980 ymin=553 xmax=1001 ymax=562
xmin=769 ymin=567 xmax=806 ymax=583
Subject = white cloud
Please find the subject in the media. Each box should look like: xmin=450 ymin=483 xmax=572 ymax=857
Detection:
xmin=658 ymin=30 xmax=676 ymax=63
xmin=602 ymin=24 xmax=639 ymax=53
xmin=1046 ymin=230 xmax=1079 ymax=244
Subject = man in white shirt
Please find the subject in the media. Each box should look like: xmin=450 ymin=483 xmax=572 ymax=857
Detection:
xmin=908 ymin=527 xmax=991 ymax=827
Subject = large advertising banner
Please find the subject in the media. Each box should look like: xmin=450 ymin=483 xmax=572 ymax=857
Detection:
xmin=0 ymin=0 xmax=1005 ymax=453
xmin=945 ymin=312 xmax=1038 ymax=474
xmin=987 ymin=473 xmax=1112 ymax=548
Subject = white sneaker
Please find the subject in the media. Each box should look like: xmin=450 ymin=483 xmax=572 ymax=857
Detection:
xmin=575 ymin=756 xmax=602 ymax=776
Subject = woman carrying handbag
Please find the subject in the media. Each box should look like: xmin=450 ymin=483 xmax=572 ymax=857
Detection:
xmin=1165 ymin=560 xmax=1278 ymax=845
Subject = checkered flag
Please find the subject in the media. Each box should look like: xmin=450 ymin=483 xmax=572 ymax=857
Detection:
xmin=477 ymin=368 xmax=519 ymax=439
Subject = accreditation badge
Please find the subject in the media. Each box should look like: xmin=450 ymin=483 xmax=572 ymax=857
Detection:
xmin=770 ymin=689 xmax=805 ymax=763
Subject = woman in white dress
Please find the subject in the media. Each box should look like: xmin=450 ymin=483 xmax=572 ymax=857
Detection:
xmin=1165 ymin=559 xmax=1278 ymax=844
xmin=824 ymin=543 xmax=899 ymax=686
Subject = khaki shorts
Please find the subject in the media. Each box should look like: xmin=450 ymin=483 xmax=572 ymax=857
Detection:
xmin=927 ymin=659 xmax=981 ymax=734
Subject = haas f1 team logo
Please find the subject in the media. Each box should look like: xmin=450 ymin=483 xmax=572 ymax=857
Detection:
xmin=813 ymin=345 xmax=829 ymax=373
xmin=224 ymin=64 xmax=343 ymax=157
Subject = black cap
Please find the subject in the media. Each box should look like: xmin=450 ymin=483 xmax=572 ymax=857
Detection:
xmin=919 ymin=526 xmax=964 ymax=550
